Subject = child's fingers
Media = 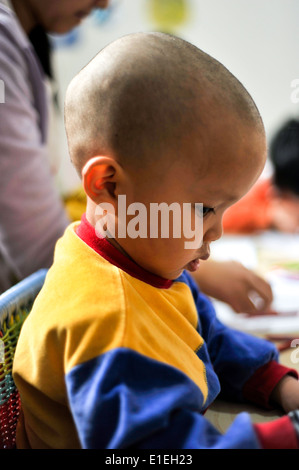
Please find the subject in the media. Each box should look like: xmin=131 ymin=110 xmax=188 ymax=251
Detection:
xmin=246 ymin=274 xmax=274 ymax=310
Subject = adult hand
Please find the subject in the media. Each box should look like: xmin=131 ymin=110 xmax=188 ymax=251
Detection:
xmin=192 ymin=259 xmax=274 ymax=315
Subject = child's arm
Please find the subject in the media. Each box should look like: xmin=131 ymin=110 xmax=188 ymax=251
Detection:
xmin=63 ymin=269 xmax=298 ymax=450
xmin=271 ymin=374 xmax=299 ymax=413
xmin=183 ymin=271 xmax=298 ymax=407
xmin=64 ymin=271 xmax=298 ymax=450
xmin=65 ymin=348 xmax=299 ymax=449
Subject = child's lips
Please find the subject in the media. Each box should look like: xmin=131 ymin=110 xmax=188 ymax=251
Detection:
xmin=186 ymin=253 xmax=210 ymax=272
xmin=186 ymin=259 xmax=201 ymax=272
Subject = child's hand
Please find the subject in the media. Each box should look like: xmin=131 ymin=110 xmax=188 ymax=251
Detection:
xmin=271 ymin=375 xmax=299 ymax=413
xmin=191 ymin=259 xmax=273 ymax=314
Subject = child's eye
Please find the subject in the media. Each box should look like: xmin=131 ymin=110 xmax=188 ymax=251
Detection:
xmin=194 ymin=204 xmax=215 ymax=218
xmin=202 ymin=206 xmax=215 ymax=217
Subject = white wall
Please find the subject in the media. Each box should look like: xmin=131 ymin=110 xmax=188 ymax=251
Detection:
xmin=52 ymin=0 xmax=299 ymax=193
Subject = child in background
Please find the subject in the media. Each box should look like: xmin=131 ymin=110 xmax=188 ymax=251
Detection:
xmin=223 ymin=119 xmax=299 ymax=234
xmin=13 ymin=33 xmax=299 ymax=449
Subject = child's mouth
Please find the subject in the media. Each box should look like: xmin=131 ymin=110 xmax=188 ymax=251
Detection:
xmin=186 ymin=251 xmax=210 ymax=272
xmin=186 ymin=259 xmax=200 ymax=272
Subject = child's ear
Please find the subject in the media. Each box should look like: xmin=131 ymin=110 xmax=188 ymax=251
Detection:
xmin=82 ymin=156 xmax=118 ymax=204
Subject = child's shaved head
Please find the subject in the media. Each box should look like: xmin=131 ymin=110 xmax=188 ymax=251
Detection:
xmin=65 ymin=32 xmax=264 ymax=176
xmin=64 ymin=32 xmax=267 ymax=281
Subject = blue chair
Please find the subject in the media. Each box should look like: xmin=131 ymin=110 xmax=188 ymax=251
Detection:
xmin=0 ymin=269 xmax=47 ymax=449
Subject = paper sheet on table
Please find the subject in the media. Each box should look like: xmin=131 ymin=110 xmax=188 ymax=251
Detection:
xmin=211 ymin=233 xmax=299 ymax=334
xmin=213 ymin=300 xmax=299 ymax=334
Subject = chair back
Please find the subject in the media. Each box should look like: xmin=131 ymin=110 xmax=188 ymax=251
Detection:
xmin=0 ymin=270 xmax=47 ymax=449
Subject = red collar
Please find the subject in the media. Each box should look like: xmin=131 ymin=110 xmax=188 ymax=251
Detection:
xmin=76 ymin=214 xmax=173 ymax=289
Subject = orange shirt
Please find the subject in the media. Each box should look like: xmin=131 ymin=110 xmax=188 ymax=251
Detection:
xmin=223 ymin=179 xmax=272 ymax=233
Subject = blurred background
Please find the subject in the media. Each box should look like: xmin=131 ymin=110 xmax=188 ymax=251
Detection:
xmin=49 ymin=0 xmax=299 ymax=195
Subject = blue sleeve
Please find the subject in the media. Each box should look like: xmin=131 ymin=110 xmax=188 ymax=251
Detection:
xmin=65 ymin=348 xmax=261 ymax=449
xmin=180 ymin=271 xmax=279 ymax=401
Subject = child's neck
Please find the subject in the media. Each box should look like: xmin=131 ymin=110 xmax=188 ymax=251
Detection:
xmin=85 ymin=203 xmax=133 ymax=260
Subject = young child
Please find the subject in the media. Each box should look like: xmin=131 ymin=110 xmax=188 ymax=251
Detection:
xmin=223 ymin=118 xmax=299 ymax=234
xmin=13 ymin=32 xmax=299 ymax=449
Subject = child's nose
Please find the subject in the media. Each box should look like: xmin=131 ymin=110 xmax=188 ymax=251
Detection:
xmin=203 ymin=217 xmax=223 ymax=243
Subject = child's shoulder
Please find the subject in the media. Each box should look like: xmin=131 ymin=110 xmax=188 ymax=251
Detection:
xmin=41 ymin=223 xmax=125 ymax=314
xmin=19 ymin=224 xmax=128 ymax=371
